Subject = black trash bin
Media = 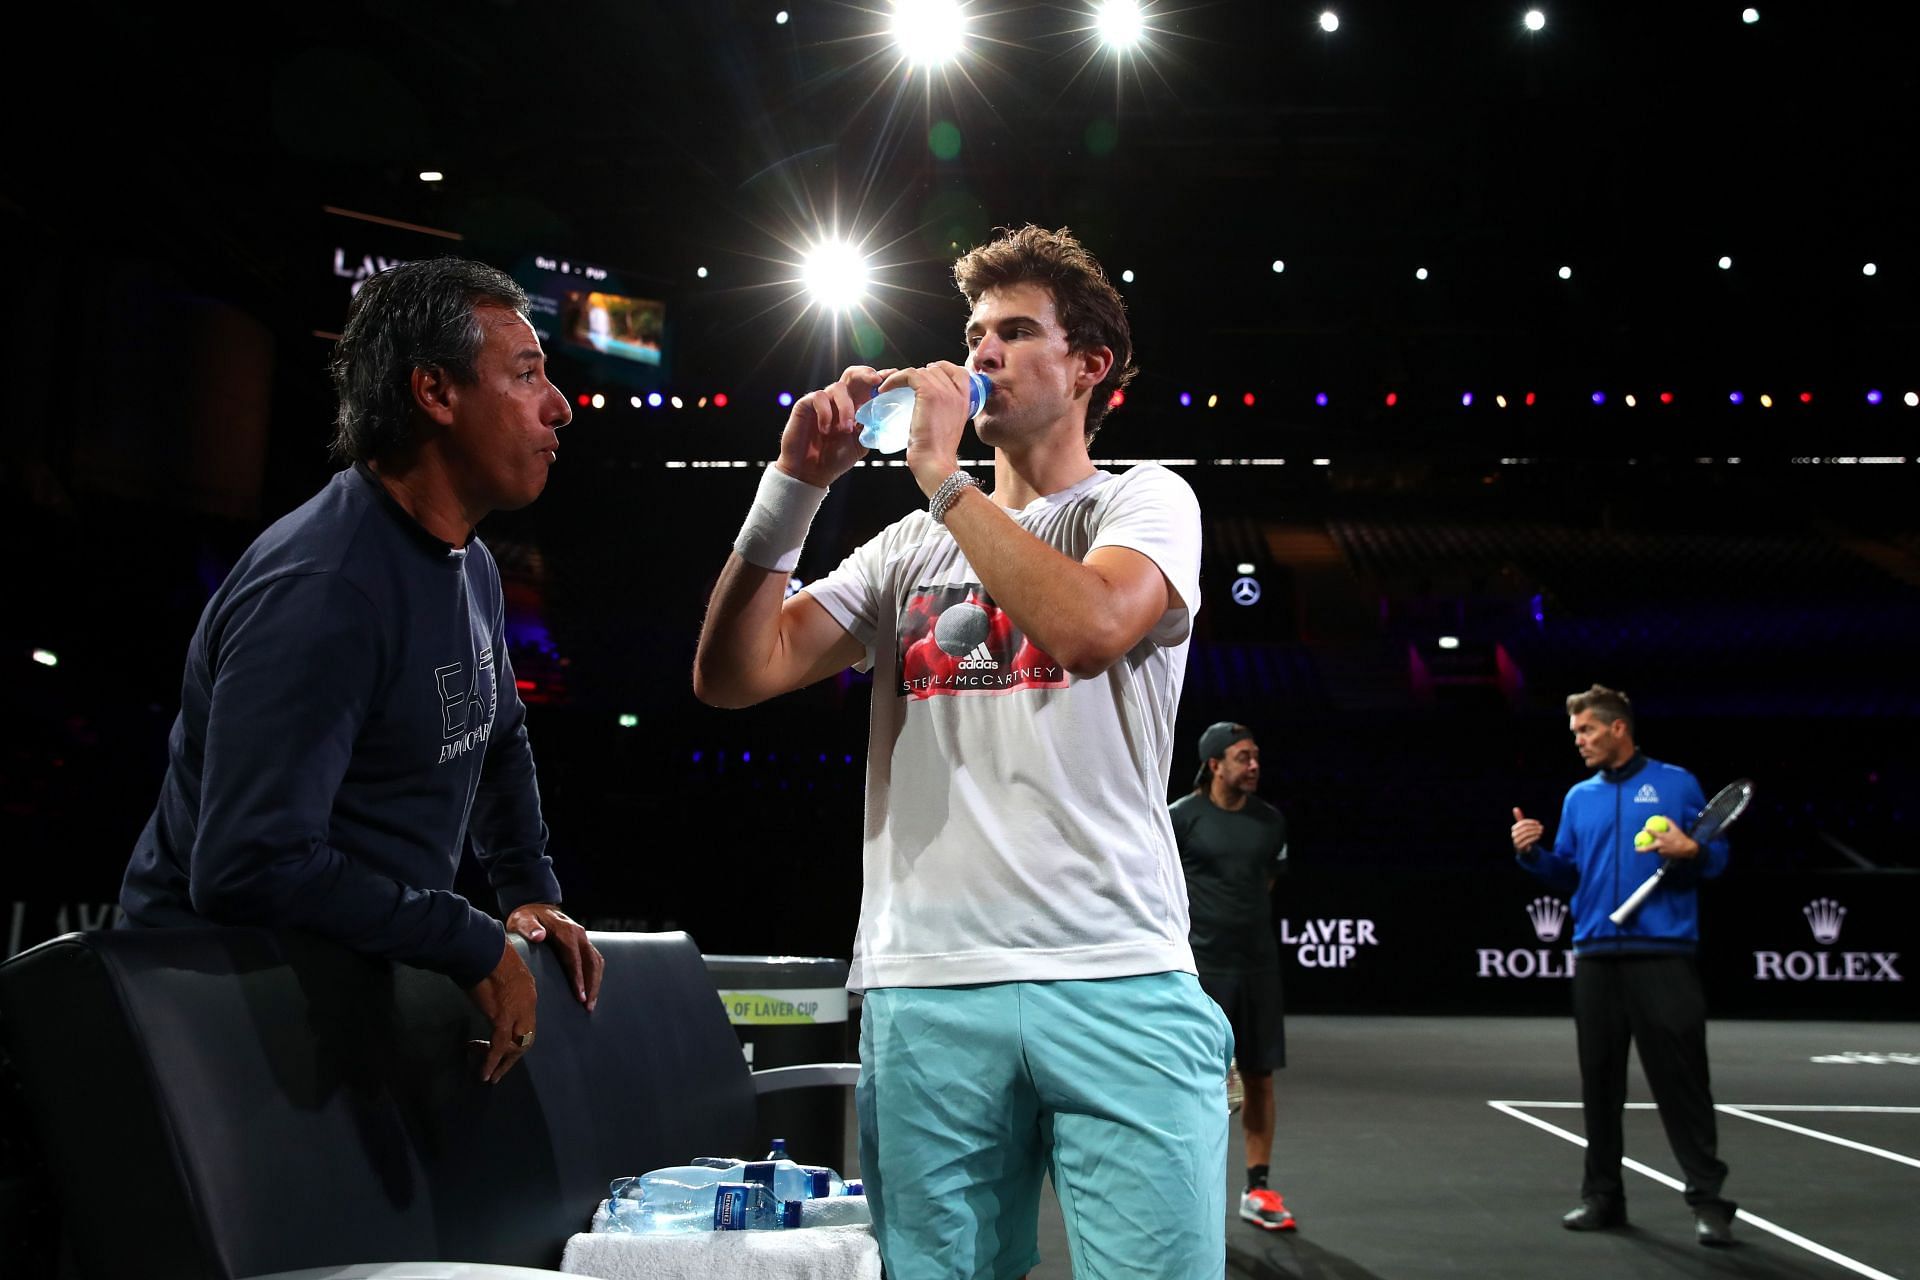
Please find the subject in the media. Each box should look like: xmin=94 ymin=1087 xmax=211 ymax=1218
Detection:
xmin=702 ymin=954 xmax=853 ymax=1176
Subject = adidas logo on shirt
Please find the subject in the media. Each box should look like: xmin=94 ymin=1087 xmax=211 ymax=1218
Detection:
xmin=956 ymin=641 xmax=998 ymax=671
xmin=1634 ymin=783 xmax=1661 ymax=804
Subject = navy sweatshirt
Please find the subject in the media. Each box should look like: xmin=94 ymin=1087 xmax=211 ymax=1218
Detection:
xmin=120 ymin=464 xmax=560 ymax=987
xmin=1517 ymin=753 xmax=1730 ymax=957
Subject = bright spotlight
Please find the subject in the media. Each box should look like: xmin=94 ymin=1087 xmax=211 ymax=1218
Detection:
xmin=1862 ymin=262 xmax=1878 ymax=276
xmin=1438 ymin=636 xmax=1461 ymax=650
xmin=1906 ymin=392 xmax=1919 ymax=408
xmin=892 ymin=0 xmax=969 ymax=67
xmin=418 ymin=171 xmax=443 ymax=183
xmin=1319 ymin=11 xmax=1339 ymax=32
xmin=1717 ymin=255 xmax=1732 ymax=270
xmin=629 ymin=396 xmax=642 ymax=408
xmin=1415 ymin=266 xmax=1429 ymax=280
xmin=1237 ymin=562 xmax=1256 ymax=575
xmin=696 ymin=266 xmax=709 ymax=279
xmin=1524 ymin=9 xmax=1546 ymax=31
xmin=1741 ymin=7 xmax=1759 ymax=23
xmin=1558 ymin=265 xmax=1573 ymax=280
xmin=32 ymin=649 xmax=58 ymax=667
xmin=1121 ymin=269 xmax=1135 ymax=283
xmin=591 ymin=393 xmax=605 ymax=409
xmin=776 ymin=10 xmax=790 ymax=24
xmin=1271 ymin=259 xmax=1286 ymax=273
xmin=647 ymin=392 xmax=663 ymax=408
xmin=801 ymin=239 xmax=870 ymax=310
xmin=1095 ymin=0 xmax=1145 ymax=48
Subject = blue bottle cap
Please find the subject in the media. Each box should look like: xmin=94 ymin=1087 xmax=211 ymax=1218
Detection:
xmin=782 ymin=1200 xmax=803 ymax=1228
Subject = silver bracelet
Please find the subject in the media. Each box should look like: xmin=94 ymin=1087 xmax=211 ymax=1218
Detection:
xmin=929 ymin=471 xmax=981 ymax=525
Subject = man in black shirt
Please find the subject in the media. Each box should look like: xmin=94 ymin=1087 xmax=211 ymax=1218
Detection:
xmin=120 ymin=258 xmax=603 ymax=1084
xmin=1172 ymin=721 xmax=1296 ymax=1231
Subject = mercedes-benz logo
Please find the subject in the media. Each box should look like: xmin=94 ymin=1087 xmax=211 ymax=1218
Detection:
xmin=1231 ymin=576 xmax=1262 ymax=606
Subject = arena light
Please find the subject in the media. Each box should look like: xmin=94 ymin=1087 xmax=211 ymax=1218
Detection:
xmin=618 ymin=714 xmax=639 ymax=728
xmin=1558 ymin=265 xmax=1573 ymax=280
xmin=1461 ymin=391 xmax=1473 ymax=407
xmin=777 ymin=391 xmax=794 ymax=407
xmin=1207 ymin=393 xmax=1219 ymax=408
xmin=1496 ymin=395 xmax=1509 ymax=408
xmin=1742 ymin=7 xmax=1759 ymax=23
xmin=1524 ymin=9 xmax=1546 ymax=32
xmin=575 ymin=393 xmax=591 ymax=408
xmin=1237 ymin=562 xmax=1257 ymax=575
xmin=1718 ymin=255 xmax=1733 ymax=270
xmin=1415 ymin=266 xmax=1429 ymax=280
xmin=776 ymin=9 xmax=790 ymax=23
xmin=1591 ymin=391 xmax=1606 ymax=405
xmin=1660 ymin=391 xmax=1674 ymax=404
xmin=1524 ymin=392 xmax=1536 ymax=406
xmin=1121 ymin=269 xmax=1135 ymax=283
xmin=801 ymin=238 xmax=871 ymax=310
xmin=696 ymin=266 xmax=709 ymax=279
xmin=1178 ymin=391 xmax=1192 ymax=406
xmin=32 ymin=649 xmax=58 ymax=667
xmin=591 ymin=393 xmax=606 ymax=409
xmin=1729 ymin=391 xmax=1744 ymax=404
xmin=648 ymin=392 xmax=664 ymax=408
xmin=1799 ymin=391 xmax=1813 ymax=404
xmin=1109 ymin=389 xmax=1126 ymax=408
xmin=714 ymin=393 xmax=730 ymax=408
xmin=1906 ymin=392 xmax=1919 ymax=408
xmin=629 ymin=396 xmax=642 ymax=409
xmin=1271 ymin=259 xmax=1286 ymax=273
xmin=891 ymin=0 xmax=970 ymax=67
xmin=1867 ymin=390 xmax=1884 ymax=405
xmin=1862 ymin=262 xmax=1878 ymax=276
xmin=1095 ymin=0 xmax=1145 ymax=49
xmin=1319 ymin=11 xmax=1340 ymax=33
xmin=1438 ymin=636 xmax=1461 ymax=650
xmin=1385 ymin=392 xmax=1398 ymax=406
xmin=418 ymin=171 xmax=443 ymax=183
xmin=1243 ymin=392 xmax=1256 ymax=406
xmin=1625 ymin=394 xmax=1637 ymax=408
xmin=1314 ymin=392 xmax=1329 ymax=407
xmin=1760 ymin=394 xmax=1774 ymax=408
xmin=670 ymin=396 xmax=685 ymax=409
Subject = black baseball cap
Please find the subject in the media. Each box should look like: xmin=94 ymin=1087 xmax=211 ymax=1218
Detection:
xmin=1194 ymin=720 xmax=1254 ymax=787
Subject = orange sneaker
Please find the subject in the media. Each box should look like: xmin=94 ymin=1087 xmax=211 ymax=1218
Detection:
xmin=1240 ymin=1188 xmax=1297 ymax=1231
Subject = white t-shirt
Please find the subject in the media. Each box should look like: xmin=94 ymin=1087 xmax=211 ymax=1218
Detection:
xmin=805 ymin=464 xmax=1203 ymax=992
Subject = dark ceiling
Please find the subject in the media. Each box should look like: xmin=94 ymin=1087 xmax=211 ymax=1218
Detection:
xmin=6 ymin=0 xmax=1916 ymax=445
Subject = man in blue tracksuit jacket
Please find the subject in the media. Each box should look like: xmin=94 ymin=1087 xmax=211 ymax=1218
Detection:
xmin=1509 ymin=684 xmax=1736 ymax=1246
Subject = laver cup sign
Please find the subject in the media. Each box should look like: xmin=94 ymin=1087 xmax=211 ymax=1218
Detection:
xmin=715 ymin=986 xmax=850 ymax=1026
xmin=1278 ymin=916 xmax=1381 ymax=969
xmin=1476 ymin=897 xmax=1576 ymax=979
xmin=1754 ymin=897 xmax=1903 ymax=984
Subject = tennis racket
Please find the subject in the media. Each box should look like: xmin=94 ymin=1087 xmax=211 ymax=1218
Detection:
xmin=1607 ymin=777 xmax=1753 ymax=925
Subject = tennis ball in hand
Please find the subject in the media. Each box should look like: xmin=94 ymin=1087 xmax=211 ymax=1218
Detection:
xmin=1634 ymin=830 xmax=1656 ymax=851
xmin=1644 ymin=815 xmax=1671 ymax=834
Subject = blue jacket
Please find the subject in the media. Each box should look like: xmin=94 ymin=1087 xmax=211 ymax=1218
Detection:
xmin=1518 ymin=754 xmax=1730 ymax=956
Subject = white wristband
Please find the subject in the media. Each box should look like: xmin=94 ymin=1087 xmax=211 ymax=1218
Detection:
xmin=733 ymin=465 xmax=828 ymax=573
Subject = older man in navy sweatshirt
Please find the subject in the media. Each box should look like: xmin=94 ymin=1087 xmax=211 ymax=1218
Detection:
xmin=120 ymin=258 xmax=602 ymax=1084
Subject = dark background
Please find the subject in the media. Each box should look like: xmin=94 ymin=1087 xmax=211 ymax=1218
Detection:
xmin=3 ymin=1 xmax=1914 ymax=1017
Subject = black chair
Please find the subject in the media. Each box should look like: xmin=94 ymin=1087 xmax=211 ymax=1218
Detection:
xmin=0 ymin=928 xmax=856 ymax=1279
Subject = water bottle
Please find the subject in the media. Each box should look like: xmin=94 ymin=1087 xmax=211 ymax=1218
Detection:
xmin=631 ymin=1163 xmax=746 ymax=1226
xmin=756 ymin=1141 xmax=842 ymax=1200
xmin=855 ymin=371 xmax=993 ymax=453
xmin=712 ymin=1181 xmax=803 ymax=1231
xmin=598 ymin=1176 xmax=708 ymax=1235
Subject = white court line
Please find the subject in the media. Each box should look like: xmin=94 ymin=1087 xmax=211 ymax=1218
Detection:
xmin=1488 ymin=1101 xmax=1900 ymax=1280
xmin=1719 ymin=1106 xmax=1920 ymax=1170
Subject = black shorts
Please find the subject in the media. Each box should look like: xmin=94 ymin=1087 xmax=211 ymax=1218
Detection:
xmin=1197 ymin=965 xmax=1286 ymax=1072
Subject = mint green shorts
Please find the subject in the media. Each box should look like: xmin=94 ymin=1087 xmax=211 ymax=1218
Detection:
xmin=855 ymin=971 xmax=1232 ymax=1280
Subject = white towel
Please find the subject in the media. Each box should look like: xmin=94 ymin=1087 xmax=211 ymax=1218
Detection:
xmin=559 ymin=1223 xmax=881 ymax=1280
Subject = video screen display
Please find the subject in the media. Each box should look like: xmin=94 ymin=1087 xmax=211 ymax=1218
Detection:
xmin=561 ymin=288 xmax=664 ymax=366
